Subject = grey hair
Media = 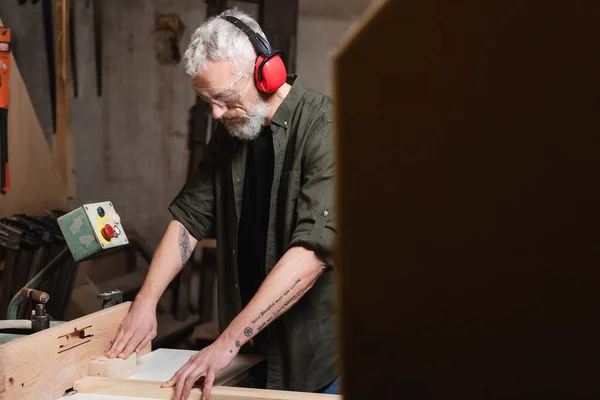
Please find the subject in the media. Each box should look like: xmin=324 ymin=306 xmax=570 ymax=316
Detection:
xmin=183 ymin=8 xmax=269 ymax=77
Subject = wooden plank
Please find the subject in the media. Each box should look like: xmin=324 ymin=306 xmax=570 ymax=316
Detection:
xmin=0 ymin=18 xmax=69 ymax=217
xmin=88 ymin=353 xmax=137 ymax=378
xmin=0 ymin=302 xmax=151 ymax=400
xmin=74 ymin=376 xmax=341 ymax=399
xmin=53 ymin=0 xmax=76 ymax=203
xmin=334 ymin=0 xmax=600 ymax=398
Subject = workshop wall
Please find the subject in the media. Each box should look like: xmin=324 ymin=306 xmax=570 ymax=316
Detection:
xmin=2 ymin=0 xmax=373 ymax=250
xmin=70 ymin=0 xmax=200 ymax=251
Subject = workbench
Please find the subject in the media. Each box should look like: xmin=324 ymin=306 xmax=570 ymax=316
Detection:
xmin=0 ymin=302 xmax=339 ymax=400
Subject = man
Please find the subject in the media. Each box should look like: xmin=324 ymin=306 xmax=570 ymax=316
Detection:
xmin=106 ymin=8 xmax=339 ymax=400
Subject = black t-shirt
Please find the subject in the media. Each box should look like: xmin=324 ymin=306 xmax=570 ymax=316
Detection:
xmin=237 ymin=126 xmax=274 ymax=308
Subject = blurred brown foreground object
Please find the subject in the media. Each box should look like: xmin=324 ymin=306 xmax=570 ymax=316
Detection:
xmin=334 ymin=0 xmax=600 ymax=399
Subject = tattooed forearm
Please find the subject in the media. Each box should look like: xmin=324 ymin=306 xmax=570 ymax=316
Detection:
xmin=247 ymin=279 xmax=306 ymax=333
xmin=178 ymin=225 xmax=193 ymax=266
xmin=256 ymin=286 xmax=306 ymax=332
xmin=251 ymin=279 xmax=302 ymax=325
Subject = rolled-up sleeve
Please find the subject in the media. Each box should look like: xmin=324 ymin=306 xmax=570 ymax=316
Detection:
xmin=288 ymin=122 xmax=336 ymax=266
xmin=168 ymin=131 xmax=220 ymax=241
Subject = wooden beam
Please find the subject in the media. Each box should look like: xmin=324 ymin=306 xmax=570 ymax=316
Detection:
xmin=259 ymin=0 xmax=299 ymax=73
xmin=0 ymin=302 xmax=151 ymax=400
xmin=74 ymin=376 xmax=341 ymax=399
xmin=53 ymin=0 xmax=76 ymax=204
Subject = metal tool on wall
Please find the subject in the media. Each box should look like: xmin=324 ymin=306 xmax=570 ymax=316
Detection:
xmin=41 ymin=0 xmax=57 ymax=132
xmin=69 ymin=0 xmax=78 ymax=97
xmin=0 ymin=28 xmax=10 ymax=194
xmin=17 ymin=0 xmax=102 ymax=123
xmin=93 ymin=0 xmax=102 ymax=96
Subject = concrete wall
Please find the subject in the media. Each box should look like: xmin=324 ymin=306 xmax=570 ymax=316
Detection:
xmin=71 ymin=0 xmax=204 ymax=250
xmin=1 ymin=0 xmax=373 ymax=251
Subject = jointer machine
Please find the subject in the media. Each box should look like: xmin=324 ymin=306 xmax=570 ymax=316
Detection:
xmin=0 ymin=202 xmax=340 ymax=400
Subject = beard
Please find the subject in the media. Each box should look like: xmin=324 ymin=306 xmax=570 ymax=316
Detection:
xmin=222 ymin=98 xmax=271 ymax=141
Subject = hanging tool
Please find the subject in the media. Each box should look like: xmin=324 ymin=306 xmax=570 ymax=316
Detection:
xmin=0 ymin=28 xmax=11 ymax=194
xmin=69 ymin=0 xmax=78 ymax=97
xmin=41 ymin=0 xmax=57 ymax=133
xmin=17 ymin=0 xmax=56 ymax=130
xmin=93 ymin=0 xmax=103 ymax=96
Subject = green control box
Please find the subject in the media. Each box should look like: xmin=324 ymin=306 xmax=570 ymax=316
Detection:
xmin=57 ymin=201 xmax=129 ymax=262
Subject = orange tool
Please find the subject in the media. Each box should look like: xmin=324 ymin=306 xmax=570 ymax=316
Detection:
xmin=0 ymin=28 xmax=10 ymax=193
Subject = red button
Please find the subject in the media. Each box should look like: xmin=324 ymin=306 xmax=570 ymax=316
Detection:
xmin=101 ymin=224 xmax=115 ymax=240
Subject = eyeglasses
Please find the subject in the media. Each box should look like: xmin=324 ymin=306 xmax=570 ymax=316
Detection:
xmin=192 ymin=70 xmax=252 ymax=107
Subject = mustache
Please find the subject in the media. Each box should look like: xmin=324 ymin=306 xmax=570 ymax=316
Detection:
xmin=222 ymin=112 xmax=246 ymax=121
xmin=221 ymin=115 xmax=247 ymax=121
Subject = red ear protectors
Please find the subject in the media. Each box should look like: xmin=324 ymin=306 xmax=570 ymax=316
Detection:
xmin=223 ymin=16 xmax=287 ymax=93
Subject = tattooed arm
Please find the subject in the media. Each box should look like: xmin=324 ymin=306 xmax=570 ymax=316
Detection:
xmin=135 ymin=219 xmax=197 ymax=304
xmin=162 ymin=246 xmax=326 ymax=400
xmin=222 ymin=245 xmax=326 ymax=345
xmin=107 ymin=219 xmax=197 ymax=359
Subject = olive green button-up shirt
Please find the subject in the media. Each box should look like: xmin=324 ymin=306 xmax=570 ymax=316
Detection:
xmin=168 ymin=75 xmax=338 ymax=392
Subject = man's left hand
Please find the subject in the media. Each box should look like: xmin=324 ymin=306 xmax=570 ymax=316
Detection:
xmin=161 ymin=338 xmax=237 ymax=400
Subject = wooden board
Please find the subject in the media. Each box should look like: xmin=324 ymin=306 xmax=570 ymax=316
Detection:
xmin=0 ymin=302 xmax=151 ymax=400
xmin=334 ymin=0 xmax=600 ymax=398
xmin=89 ymin=354 xmax=137 ymax=378
xmin=74 ymin=377 xmax=341 ymax=400
xmin=0 ymin=18 xmax=69 ymax=217
xmin=52 ymin=0 xmax=76 ymax=201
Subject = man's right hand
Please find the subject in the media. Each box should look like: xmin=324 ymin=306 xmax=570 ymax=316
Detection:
xmin=106 ymin=298 xmax=157 ymax=359
xmin=106 ymin=219 xmax=198 ymax=359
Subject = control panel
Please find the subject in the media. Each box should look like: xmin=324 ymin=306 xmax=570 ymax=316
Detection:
xmin=57 ymin=201 xmax=129 ymax=262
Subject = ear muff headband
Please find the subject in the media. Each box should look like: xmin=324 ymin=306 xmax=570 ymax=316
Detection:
xmin=223 ymin=16 xmax=272 ymax=56
xmin=222 ymin=15 xmax=287 ymax=93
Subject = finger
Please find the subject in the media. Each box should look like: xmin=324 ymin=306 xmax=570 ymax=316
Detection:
xmin=162 ymin=355 xmax=197 ymax=388
xmin=173 ymin=364 xmax=199 ymax=400
xmin=135 ymin=331 xmax=154 ymax=354
xmin=119 ymin=330 xmax=146 ymax=358
xmin=107 ymin=327 xmax=129 ymax=358
xmin=107 ymin=324 xmax=126 ymax=354
xmin=177 ymin=365 xmax=206 ymax=400
xmin=161 ymin=366 xmax=184 ymax=388
xmin=106 ymin=329 xmax=122 ymax=357
xmin=172 ymin=369 xmax=190 ymax=400
xmin=183 ymin=367 xmax=206 ymax=400
xmin=202 ymin=369 xmax=216 ymax=400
